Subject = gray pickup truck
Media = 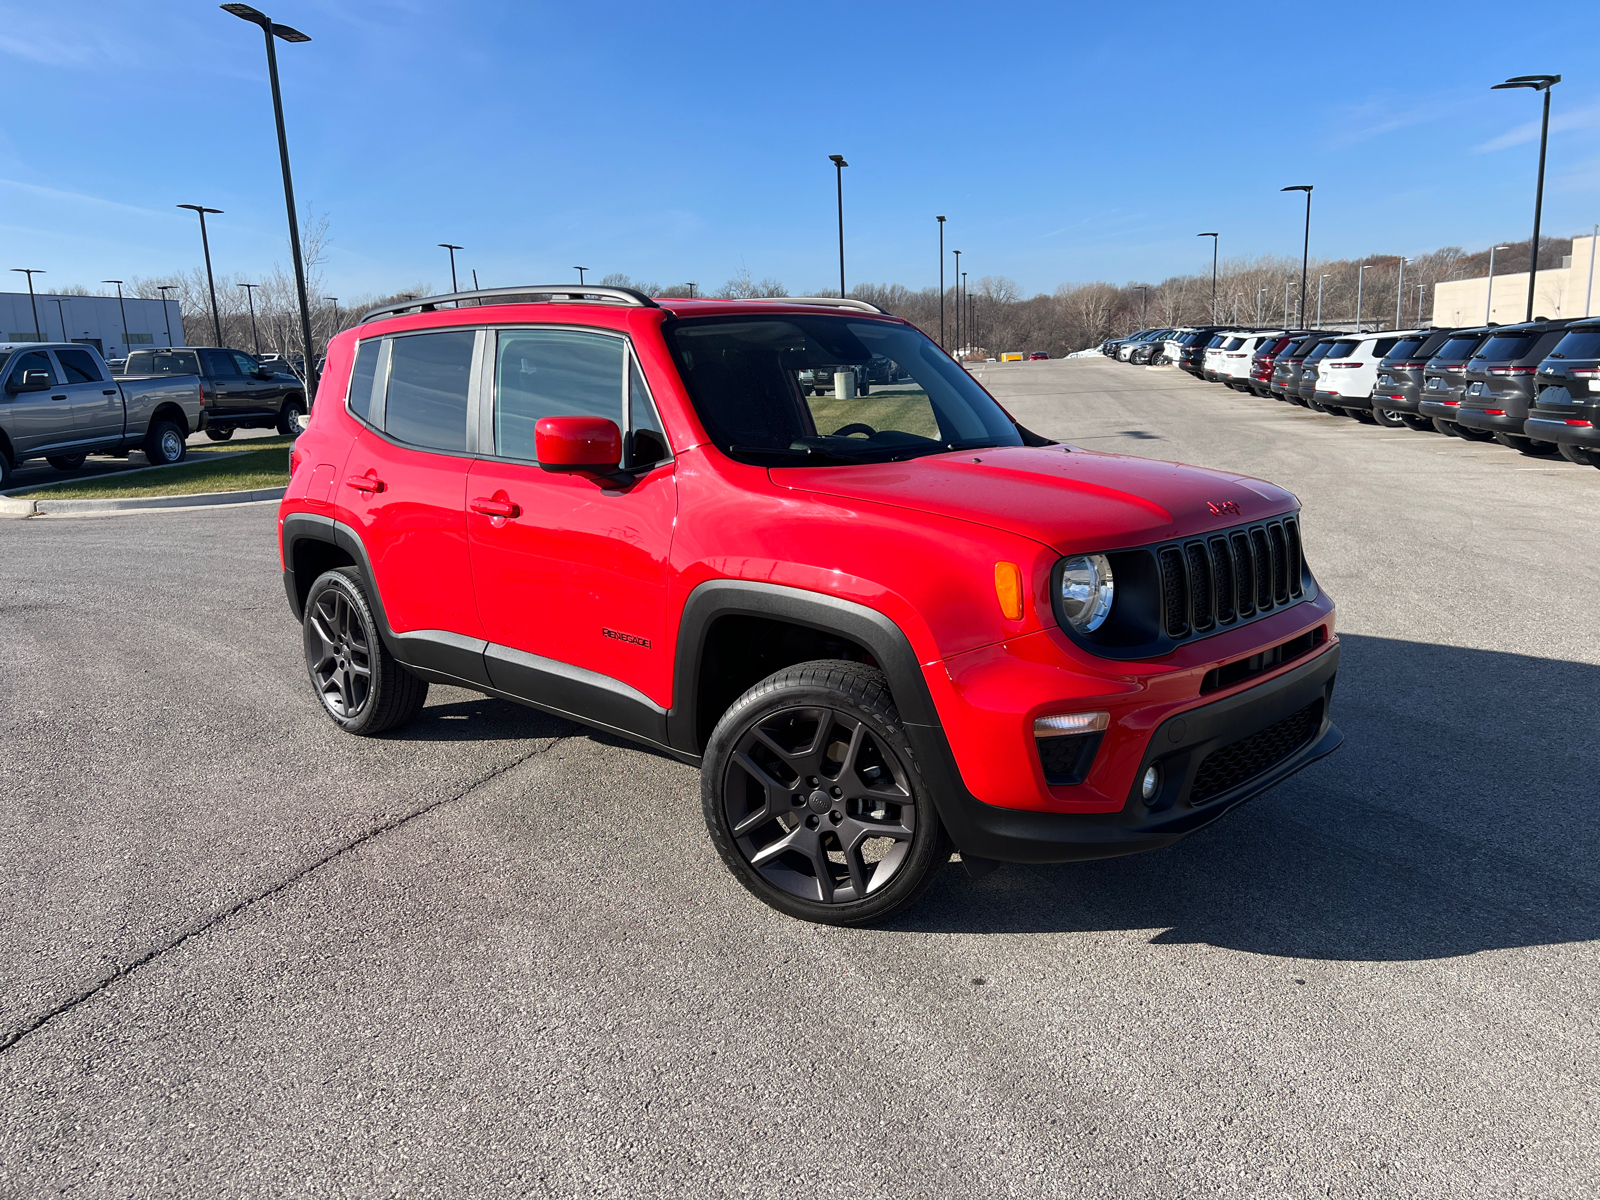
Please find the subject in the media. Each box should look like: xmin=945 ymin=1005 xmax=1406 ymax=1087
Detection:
xmin=0 ymin=342 xmax=203 ymax=489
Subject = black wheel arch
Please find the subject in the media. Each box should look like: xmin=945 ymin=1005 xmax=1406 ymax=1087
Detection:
xmin=149 ymin=401 xmax=191 ymax=436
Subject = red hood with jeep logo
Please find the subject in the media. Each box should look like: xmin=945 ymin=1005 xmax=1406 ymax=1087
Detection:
xmin=769 ymin=444 xmax=1296 ymax=553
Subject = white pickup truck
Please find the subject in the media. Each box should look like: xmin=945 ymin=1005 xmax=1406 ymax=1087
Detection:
xmin=0 ymin=342 xmax=204 ymax=489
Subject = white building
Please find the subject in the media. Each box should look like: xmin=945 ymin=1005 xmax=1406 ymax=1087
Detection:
xmin=0 ymin=290 xmax=185 ymax=358
xmin=1433 ymin=234 xmax=1600 ymax=326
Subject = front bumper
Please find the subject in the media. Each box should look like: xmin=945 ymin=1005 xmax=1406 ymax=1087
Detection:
xmin=916 ymin=640 xmax=1342 ymax=865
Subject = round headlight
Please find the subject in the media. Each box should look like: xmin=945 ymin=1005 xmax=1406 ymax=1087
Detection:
xmin=1060 ymin=554 xmax=1115 ymax=632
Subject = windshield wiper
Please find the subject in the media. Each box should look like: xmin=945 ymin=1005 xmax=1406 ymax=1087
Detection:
xmin=728 ymin=443 xmax=880 ymax=465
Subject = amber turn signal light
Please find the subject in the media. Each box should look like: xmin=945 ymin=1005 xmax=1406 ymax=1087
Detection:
xmin=994 ymin=561 xmax=1024 ymax=620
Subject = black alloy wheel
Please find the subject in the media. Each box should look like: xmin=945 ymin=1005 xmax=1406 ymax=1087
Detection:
xmin=302 ymin=568 xmax=428 ymax=735
xmin=703 ymin=660 xmax=948 ymax=925
xmin=1372 ymin=405 xmax=1407 ymax=428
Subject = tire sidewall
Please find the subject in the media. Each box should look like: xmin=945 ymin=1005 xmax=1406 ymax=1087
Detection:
xmin=701 ymin=664 xmax=945 ymax=926
xmin=302 ymin=569 xmax=388 ymax=735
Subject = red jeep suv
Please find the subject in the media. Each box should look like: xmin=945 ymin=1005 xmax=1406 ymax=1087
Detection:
xmin=279 ymin=286 xmax=1341 ymax=925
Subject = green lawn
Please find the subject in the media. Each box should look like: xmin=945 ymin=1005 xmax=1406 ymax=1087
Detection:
xmin=16 ymin=447 xmax=289 ymax=499
xmin=188 ymin=434 xmax=295 ymax=456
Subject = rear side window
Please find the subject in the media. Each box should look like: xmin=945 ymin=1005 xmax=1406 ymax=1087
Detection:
xmin=493 ymin=329 xmax=623 ymax=461
xmin=1372 ymin=338 xmax=1399 ymax=358
xmin=56 ymin=347 xmax=104 ymax=383
xmin=200 ymin=349 xmax=238 ymax=377
xmin=346 ymin=340 xmax=381 ymax=423
xmin=1303 ymin=342 xmax=1335 ymax=362
xmin=1384 ymin=337 xmax=1426 ymax=360
xmin=1475 ymin=334 xmax=1535 ymax=362
xmin=1222 ymin=338 xmax=1243 ymax=350
xmin=1548 ymin=331 xmax=1600 ymax=360
xmin=1323 ymin=340 xmax=1360 ymax=358
xmin=1207 ymin=335 xmax=1225 ymax=347
xmin=384 ymin=330 xmax=475 ymax=452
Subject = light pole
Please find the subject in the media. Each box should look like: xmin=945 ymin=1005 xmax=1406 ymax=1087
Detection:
xmin=238 ymin=281 xmax=262 ymax=353
xmin=1356 ymin=262 xmax=1372 ymax=331
xmin=1198 ymin=233 xmax=1218 ymax=322
xmin=1283 ymin=279 xmax=1291 ymax=327
xmin=574 ymin=266 xmax=588 ymax=286
xmin=1256 ymin=286 xmax=1266 ymax=326
xmin=828 ymin=154 xmax=847 ymax=297
xmin=10 ymin=268 xmax=44 ymax=340
xmin=1281 ymin=185 xmax=1313 ymax=324
xmin=1492 ymin=74 xmax=1560 ymax=322
xmin=102 ymin=279 xmax=130 ymax=352
xmin=686 ymin=282 xmax=696 ymax=298
xmin=1587 ymin=224 xmax=1598 ymax=318
xmin=1396 ymin=257 xmax=1410 ymax=330
xmin=936 ymin=215 xmax=946 ymax=348
xmin=1316 ymin=273 xmax=1329 ymax=329
xmin=177 ymin=204 xmax=224 ymax=345
xmin=962 ymin=270 xmax=970 ymax=354
xmin=435 ymin=244 xmax=462 ymax=293
xmin=51 ymin=298 xmax=69 ymax=342
xmin=1484 ymin=244 xmax=1512 ymax=323
xmin=324 ymin=296 xmax=339 ymax=341
xmin=156 ymin=284 xmax=178 ymax=345
xmin=1135 ymin=284 xmax=1148 ymax=326
xmin=953 ymin=250 xmax=962 ymax=351
xmin=221 ymin=3 xmax=319 ymax=396
xmin=1416 ymin=283 xmax=1426 ymax=327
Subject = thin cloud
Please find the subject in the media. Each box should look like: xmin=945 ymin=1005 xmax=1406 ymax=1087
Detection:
xmin=1326 ymin=97 xmax=1464 ymax=148
xmin=0 ymin=177 xmax=172 ymax=219
xmin=1475 ymin=101 xmax=1600 ymax=152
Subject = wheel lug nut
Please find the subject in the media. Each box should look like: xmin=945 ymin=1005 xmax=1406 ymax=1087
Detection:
xmin=806 ymin=815 xmax=820 ymax=830
xmin=831 ymin=787 xmax=842 ymax=798
xmin=828 ymin=811 xmax=842 ymax=825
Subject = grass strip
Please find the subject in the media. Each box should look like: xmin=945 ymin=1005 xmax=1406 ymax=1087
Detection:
xmin=15 ymin=447 xmax=289 ymax=499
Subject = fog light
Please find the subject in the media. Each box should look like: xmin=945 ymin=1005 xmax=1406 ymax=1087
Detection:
xmin=1140 ymin=765 xmax=1161 ymax=801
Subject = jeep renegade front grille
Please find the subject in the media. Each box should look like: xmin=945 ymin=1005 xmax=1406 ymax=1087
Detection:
xmin=1159 ymin=516 xmax=1303 ymax=641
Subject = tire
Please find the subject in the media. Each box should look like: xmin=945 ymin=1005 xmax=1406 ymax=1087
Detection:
xmin=1401 ymin=414 xmax=1434 ymax=432
xmin=0 ymin=453 xmax=10 ymax=490
xmin=1454 ymin=425 xmax=1496 ymax=442
xmin=47 ymin=454 xmax=88 ymax=471
xmin=205 ymin=426 xmax=235 ymax=441
xmin=1493 ymin=432 xmax=1557 ymax=456
xmin=277 ymin=397 xmax=307 ymax=437
xmin=702 ymin=659 xmax=949 ymax=926
xmin=1431 ymin=418 xmax=1459 ymax=437
xmin=142 ymin=419 xmax=187 ymax=465
xmin=302 ymin=567 xmax=429 ymax=735
xmin=1349 ymin=409 xmax=1377 ymax=424
xmin=1305 ymin=395 xmax=1329 ymax=413
xmin=1558 ymin=443 xmax=1600 ymax=468
xmin=1372 ymin=405 xmax=1407 ymax=428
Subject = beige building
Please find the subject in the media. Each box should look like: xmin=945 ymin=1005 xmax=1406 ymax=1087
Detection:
xmin=1433 ymin=234 xmax=1600 ymax=325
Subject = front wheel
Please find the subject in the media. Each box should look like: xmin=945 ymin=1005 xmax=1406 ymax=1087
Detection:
xmin=47 ymin=454 xmax=88 ymax=471
xmin=702 ymin=660 xmax=949 ymax=925
xmin=302 ymin=568 xmax=428 ymax=735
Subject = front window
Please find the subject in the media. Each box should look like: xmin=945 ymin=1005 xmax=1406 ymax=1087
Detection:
xmin=667 ymin=314 xmax=1023 ymax=466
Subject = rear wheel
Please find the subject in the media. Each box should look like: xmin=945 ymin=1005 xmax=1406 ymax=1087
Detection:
xmin=1372 ymin=405 xmax=1407 ymax=428
xmin=1431 ymin=418 xmax=1459 ymax=437
xmin=142 ymin=420 xmax=186 ymax=465
xmin=46 ymin=454 xmax=87 ymax=471
xmin=302 ymin=567 xmax=428 ymax=735
xmin=702 ymin=660 xmax=949 ymax=926
xmin=1494 ymin=432 xmax=1558 ymax=456
xmin=1558 ymin=443 xmax=1600 ymax=468
xmin=277 ymin=398 xmax=307 ymax=437
xmin=205 ymin=426 xmax=235 ymax=441
xmin=1454 ymin=425 xmax=1496 ymax=442
xmin=1305 ymin=395 xmax=1329 ymax=413
xmin=1349 ymin=409 xmax=1377 ymax=424
xmin=1401 ymin=414 xmax=1434 ymax=431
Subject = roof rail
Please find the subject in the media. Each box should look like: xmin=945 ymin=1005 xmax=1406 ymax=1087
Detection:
xmin=728 ymin=296 xmax=885 ymax=314
xmin=361 ymin=284 xmax=658 ymax=324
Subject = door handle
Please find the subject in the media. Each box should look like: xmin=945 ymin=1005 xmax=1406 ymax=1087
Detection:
xmin=345 ymin=474 xmax=386 ymax=493
xmin=470 ymin=496 xmax=520 ymax=519
xmin=51 ymin=394 xmax=67 ymax=400
xmin=103 ymin=389 xmax=118 ymax=396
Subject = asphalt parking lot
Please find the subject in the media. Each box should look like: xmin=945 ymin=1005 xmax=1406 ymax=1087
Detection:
xmin=3 ymin=356 xmax=1597 ymax=1198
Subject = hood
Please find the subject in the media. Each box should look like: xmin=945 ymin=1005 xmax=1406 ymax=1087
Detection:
xmin=769 ymin=445 xmax=1296 ymax=554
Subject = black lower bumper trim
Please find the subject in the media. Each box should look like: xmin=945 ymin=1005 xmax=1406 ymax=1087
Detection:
xmin=1526 ymin=416 xmax=1600 ymax=448
xmin=912 ymin=642 xmax=1342 ymax=865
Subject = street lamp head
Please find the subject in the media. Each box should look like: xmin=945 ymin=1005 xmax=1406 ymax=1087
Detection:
xmin=1197 ymin=232 xmax=1218 ymax=238
xmin=102 ymin=279 xmax=123 ymax=285
xmin=1493 ymin=74 xmax=1560 ymax=91
xmin=936 ymin=215 xmax=945 ymax=223
xmin=177 ymin=203 xmax=223 ymax=215
xmin=829 ymin=154 xmax=848 ymax=167
xmin=11 ymin=267 xmax=43 ymax=274
xmin=1281 ymin=185 xmax=1313 ymax=194
xmin=439 ymin=243 xmax=463 ymax=251
xmin=221 ymin=5 xmax=310 ymax=41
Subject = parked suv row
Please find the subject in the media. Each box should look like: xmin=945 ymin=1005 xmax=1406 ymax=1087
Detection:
xmin=1106 ymin=315 xmax=1600 ymax=472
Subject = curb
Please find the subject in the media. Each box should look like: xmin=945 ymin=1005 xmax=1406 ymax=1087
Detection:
xmin=0 ymin=487 xmax=286 ymax=518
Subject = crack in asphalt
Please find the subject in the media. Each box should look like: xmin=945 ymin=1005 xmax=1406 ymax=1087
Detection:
xmin=0 ymin=735 xmax=571 ymax=1056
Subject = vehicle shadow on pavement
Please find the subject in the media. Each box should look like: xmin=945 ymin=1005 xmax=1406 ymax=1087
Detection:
xmin=896 ymin=633 xmax=1600 ymax=961
xmin=389 ymin=694 xmax=579 ymax=743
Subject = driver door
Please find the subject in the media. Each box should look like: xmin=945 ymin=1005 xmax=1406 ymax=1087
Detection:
xmin=3 ymin=350 xmax=67 ymax=457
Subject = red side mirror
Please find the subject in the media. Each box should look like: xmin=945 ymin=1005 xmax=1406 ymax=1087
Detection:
xmin=535 ymin=416 xmax=622 ymax=471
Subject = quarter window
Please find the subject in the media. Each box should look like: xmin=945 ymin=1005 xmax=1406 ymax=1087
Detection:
xmin=346 ymin=340 xmax=381 ymax=424
xmin=384 ymin=330 xmax=475 ymax=452
xmin=627 ymin=350 xmax=670 ymax=468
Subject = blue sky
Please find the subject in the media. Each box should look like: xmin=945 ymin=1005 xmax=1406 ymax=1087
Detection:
xmin=2 ymin=0 xmax=1598 ymax=301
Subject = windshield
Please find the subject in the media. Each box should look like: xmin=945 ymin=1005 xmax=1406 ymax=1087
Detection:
xmin=1473 ymin=334 xmax=1535 ymax=363
xmin=667 ymin=314 xmax=1024 ymax=466
xmin=127 ymin=349 xmax=200 ymax=375
xmin=1548 ymin=330 xmax=1600 ymax=360
xmin=1433 ymin=335 xmax=1486 ymax=362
